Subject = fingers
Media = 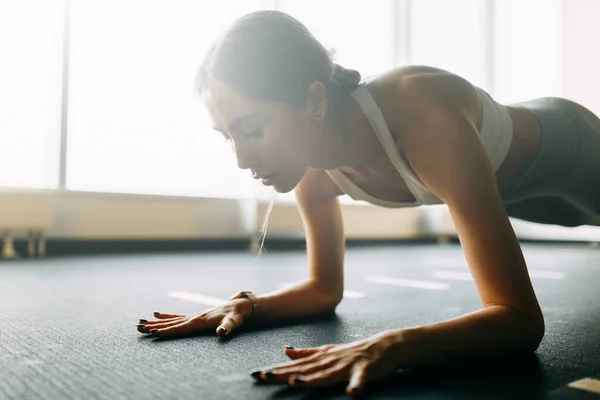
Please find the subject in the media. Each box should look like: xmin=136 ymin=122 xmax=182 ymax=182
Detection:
xmin=290 ymin=361 xmax=351 ymax=388
xmin=251 ymin=354 xmax=336 ymax=384
xmin=216 ymin=312 xmax=243 ymax=336
xmin=137 ymin=318 xmax=184 ymax=333
xmin=346 ymin=361 xmax=369 ymax=396
xmin=153 ymin=311 xmax=185 ymax=319
xmin=267 ymin=357 xmax=339 ymax=383
xmin=137 ymin=310 xmax=245 ymax=338
xmin=148 ymin=320 xmax=195 ymax=338
xmin=284 ymin=346 xmax=327 ymax=360
xmin=257 ymin=358 xmax=368 ymax=394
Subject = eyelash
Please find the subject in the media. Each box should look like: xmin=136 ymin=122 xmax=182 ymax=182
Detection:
xmin=220 ymin=129 xmax=263 ymax=146
xmin=222 ymin=129 xmax=262 ymax=143
xmin=245 ymin=129 xmax=262 ymax=139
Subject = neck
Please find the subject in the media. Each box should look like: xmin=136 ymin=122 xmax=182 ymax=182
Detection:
xmin=310 ymin=97 xmax=384 ymax=170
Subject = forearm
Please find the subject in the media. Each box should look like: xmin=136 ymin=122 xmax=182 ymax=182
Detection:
xmin=235 ymin=279 xmax=342 ymax=323
xmin=384 ymin=305 xmax=545 ymax=369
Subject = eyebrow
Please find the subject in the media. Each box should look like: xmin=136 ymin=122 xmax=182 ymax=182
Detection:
xmin=212 ymin=112 xmax=260 ymax=133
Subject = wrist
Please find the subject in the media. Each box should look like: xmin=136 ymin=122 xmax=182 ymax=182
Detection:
xmin=231 ymin=298 xmax=253 ymax=318
xmin=229 ymin=291 xmax=262 ymax=320
xmin=376 ymin=327 xmax=424 ymax=369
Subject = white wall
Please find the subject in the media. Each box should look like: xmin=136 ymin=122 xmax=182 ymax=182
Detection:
xmin=562 ymin=0 xmax=600 ymax=115
xmin=0 ymin=189 xmax=429 ymax=241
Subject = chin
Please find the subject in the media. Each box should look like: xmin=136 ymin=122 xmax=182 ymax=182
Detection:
xmin=272 ymin=182 xmax=294 ymax=194
xmin=272 ymin=173 xmax=302 ymax=194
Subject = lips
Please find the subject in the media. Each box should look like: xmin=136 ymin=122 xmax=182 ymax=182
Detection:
xmin=260 ymin=173 xmax=276 ymax=186
xmin=252 ymin=172 xmax=274 ymax=180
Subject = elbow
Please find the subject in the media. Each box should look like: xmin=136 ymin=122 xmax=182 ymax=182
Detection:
xmin=323 ymin=291 xmax=343 ymax=312
xmin=514 ymin=311 xmax=545 ymax=353
xmin=310 ymin=280 xmax=344 ymax=310
xmin=316 ymin=295 xmax=342 ymax=316
xmin=493 ymin=304 xmax=545 ymax=353
xmin=527 ymin=315 xmax=545 ymax=352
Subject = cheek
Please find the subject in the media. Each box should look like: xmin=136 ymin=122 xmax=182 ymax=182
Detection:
xmin=270 ymin=131 xmax=308 ymax=162
xmin=265 ymin=113 xmax=312 ymax=163
xmin=282 ymin=123 xmax=313 ymax=150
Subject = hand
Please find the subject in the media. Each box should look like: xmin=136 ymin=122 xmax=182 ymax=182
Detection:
xmin=136 ymin=299 xmax=252 ymax=338
xmin=250 ymin=332 xmax=403 ymax=396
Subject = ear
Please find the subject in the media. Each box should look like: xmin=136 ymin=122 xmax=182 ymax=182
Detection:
xmin=305 ymin=81 xmax=329 ymax=124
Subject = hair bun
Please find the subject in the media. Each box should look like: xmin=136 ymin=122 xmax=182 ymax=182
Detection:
xmin=332 ymin=64 xmax=361 ymax=96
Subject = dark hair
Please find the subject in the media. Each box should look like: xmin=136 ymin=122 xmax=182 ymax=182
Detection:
xmin=196 ymin=10 xmax=361 ymax=106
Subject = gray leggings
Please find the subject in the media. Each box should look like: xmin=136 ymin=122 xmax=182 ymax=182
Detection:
xmin=502 ymin=97 xmax=600 ymax=227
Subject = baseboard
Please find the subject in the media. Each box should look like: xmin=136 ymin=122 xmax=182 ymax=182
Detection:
xmin=0 ymin=237 xmax=455 ymax=258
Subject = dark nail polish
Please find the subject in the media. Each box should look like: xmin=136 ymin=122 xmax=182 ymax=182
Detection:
xmin=293 ymin=376 xmax=304 ymax=384
xmin=251 ymin=371 xmax=261 ymax=379
xmin=264 ymin=371 xmax=276 ymax=379
xmin=284 ymin=346 xmax=294 ymax=349
xmin=153 ymin=312 xmax=160 ymax=316
xmin=136 ymin=324 xmax=146 ymax=328
xmin=139 ymin=319 xmax=148 ymax=324
xmin=348 ymin=387 xmax=360 ymax=395
xmin=149 ymin=329 xmax=158 ymax=334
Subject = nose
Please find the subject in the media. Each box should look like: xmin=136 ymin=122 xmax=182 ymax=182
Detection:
xmin=233 ymin=141 xmax=256 ymax=171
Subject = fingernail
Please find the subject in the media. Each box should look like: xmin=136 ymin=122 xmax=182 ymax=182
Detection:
xmin=136 ymin=324 xmax=146 ymax=328
xmin=264 ymin=371 xmax=276 ymax=379
xmin=348 ymin=387 xmax=361 ymax=395
xmin=250 ymin=371 xmax=261 ymax=379
xmin=149 ymin=329 xmax=158 ymax=334
xmin=153 ymin=312 xmax=160 ymax=316
xmin=293 ymin=376 xmax=304 ymax=384
xmin=284 ymin=346 xmax=294 ymax=350
xmin=139 ymin=319 xmax=148 ymax=324
xmin=218 ymin=327 xmax=227 ymax=335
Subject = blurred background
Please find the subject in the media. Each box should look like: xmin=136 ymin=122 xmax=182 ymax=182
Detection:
xmin=1 ymin=0 xmax=600 ymax=257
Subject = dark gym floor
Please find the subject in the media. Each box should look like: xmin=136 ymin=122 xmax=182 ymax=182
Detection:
xmin=1 ymin=242 xmax=599 ymax=399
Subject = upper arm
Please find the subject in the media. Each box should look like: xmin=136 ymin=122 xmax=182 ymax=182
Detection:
xmin=295 ymin=169 xmax=345 ymax=300
xmin=395 ymin=75 xmax=543 ymax=324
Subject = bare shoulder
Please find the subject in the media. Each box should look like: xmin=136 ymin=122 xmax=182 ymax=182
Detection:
xmin=363 ymin=66 xmax=488 ymax=203
xmin=368 ymin=65 xmax=482 ymax=130
xmin=294 ymin=169 xmax=344 ymax=205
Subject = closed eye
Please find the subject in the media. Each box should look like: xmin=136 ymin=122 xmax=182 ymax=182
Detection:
xmin=245 ymin=128 xmax=263 ymax=139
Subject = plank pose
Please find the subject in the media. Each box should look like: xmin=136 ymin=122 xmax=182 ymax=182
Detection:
xmin=136 ymin=11 xmax=600 ymax=396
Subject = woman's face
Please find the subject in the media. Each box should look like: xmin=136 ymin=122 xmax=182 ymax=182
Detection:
xmin=204 ymin=79 xmax=326 ymax=193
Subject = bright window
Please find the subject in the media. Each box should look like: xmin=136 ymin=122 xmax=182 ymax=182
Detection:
xmin=409 ymin=0 xmax=489 ymax=90
xmin=0 ymin=0 xmax=64 ymax=189
xmin=493 ymin=0 xmax=562 ymax=104
xmin=66 ymin=0 xmax=266 ymax=199
xmin=2 ymin=0 xmax=566 ymax=206
xmin=278 ymin=0 xmax=395 ymax=80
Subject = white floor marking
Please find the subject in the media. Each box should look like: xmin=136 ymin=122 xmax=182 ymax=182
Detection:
xmin=167 ymin=291 xmax=226 ymax=306
xmin=343 ymin=290 xmax=366 ymax=299
xmin=423 ymin=257 xmax=571 ymax=277
xmin=434 ymin=269 xmax=564 ymax=281
xmin=366 ymin=275 xmax=450 ymax=291
xmin=421 ymin=257 xmax=467 ymax=268
xmin=278 ymin=282 xmax=366 ymax=299
xmin=567 ymin=377 xmax=600 ymax=395
xmin=527 ymin=269 xmax=565 ymax=279
xmin=433 ymin=270 xmax=474 ymax=281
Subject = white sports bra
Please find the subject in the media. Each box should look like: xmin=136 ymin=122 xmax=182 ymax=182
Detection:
xmin=325 ymin=83 xmax=513 ymax=208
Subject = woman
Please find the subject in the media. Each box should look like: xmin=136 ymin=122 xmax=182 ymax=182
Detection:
xmin=136 ymin=10 xmax=600 ymax=396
